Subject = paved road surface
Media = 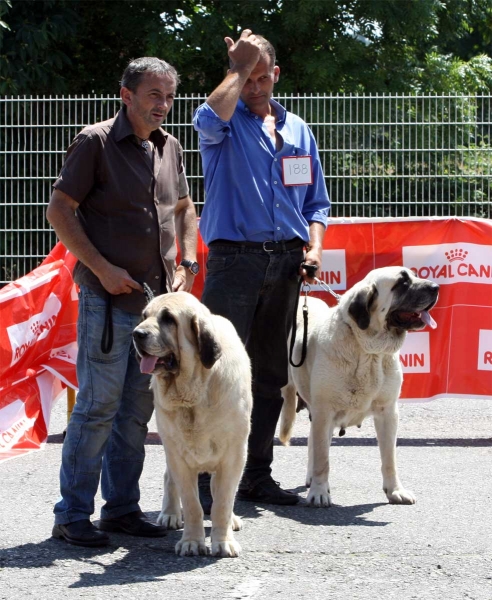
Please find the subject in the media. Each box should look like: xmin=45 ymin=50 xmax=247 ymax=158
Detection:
xmin=1 ymin=395 xmax=491 ymax=599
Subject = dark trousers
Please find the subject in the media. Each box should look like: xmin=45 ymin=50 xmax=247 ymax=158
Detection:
xmin=201 ymin=241 xmax=303 ymax=481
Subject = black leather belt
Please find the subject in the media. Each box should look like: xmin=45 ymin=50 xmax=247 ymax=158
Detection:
xmin=209 ymin=238 xmax=305 ymax=253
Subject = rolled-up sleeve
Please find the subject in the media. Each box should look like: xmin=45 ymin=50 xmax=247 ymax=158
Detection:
xmin=301 ymin=130 xmax=330 ymax=226
xmin=193 ymin=103 xmax=232 ymax=146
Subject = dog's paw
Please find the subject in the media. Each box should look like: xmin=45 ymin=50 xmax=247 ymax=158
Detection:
xmin=307 ymin=486 xmax=332 ymax=507
xmin=386 ymin=487 xmax=416 ymax=505
xmin=211 ymin=539 xmax=241 ymax=558
xmin=157 ymin=512 xmax=183 ymax=529
xmin=231 ymin=513 xmax=242 ymax=531
xmin=176 ymin=538 xmax=208 ymax=556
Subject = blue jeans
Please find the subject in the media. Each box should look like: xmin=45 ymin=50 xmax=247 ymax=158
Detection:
xmin=201 ymin=242 xmax=304 ymax=481
xmin=54 ymin=286 xmax=154 ymax=525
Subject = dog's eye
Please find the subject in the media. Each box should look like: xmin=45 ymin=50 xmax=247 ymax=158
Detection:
xmin=392 ymin=271 xmax=410 ymax=291
xmin=159 ymin=309 xmax=176 ymax=326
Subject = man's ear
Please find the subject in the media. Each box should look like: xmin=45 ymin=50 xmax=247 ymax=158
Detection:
xmin=120 ymin=86 xmax=132 ymax=108
xmin=274 ymin=65 xmax=280 ymax=83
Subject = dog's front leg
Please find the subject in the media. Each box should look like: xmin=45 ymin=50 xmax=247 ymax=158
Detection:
xmin=210 ymin=458 xmax=244 ymax=557
xmin=157 ymin=460 xmax=183 ymax=530
xmin=307 ymin=407 xmax=333 ymax=507
xmin=167 ymin=455 xmax=207 ymax=556
xmin=373 ymin=404 xmax=416 ymax=505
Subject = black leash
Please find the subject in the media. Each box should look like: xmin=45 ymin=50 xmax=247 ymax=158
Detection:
xmin=100 ymin=282 xmax=155 ymax=355
xmin=289 ymin=264 xmax=317 ymax=368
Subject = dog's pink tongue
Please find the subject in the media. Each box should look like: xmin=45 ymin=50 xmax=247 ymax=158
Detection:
xmin=421 ymin=311 xmax=437 ymax=329
xmin=140 ymin=355 xmax=158 ymax=374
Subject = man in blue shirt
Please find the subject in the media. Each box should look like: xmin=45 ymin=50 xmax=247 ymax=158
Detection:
xmin=193 ymin=29 xmax=330 ymax=511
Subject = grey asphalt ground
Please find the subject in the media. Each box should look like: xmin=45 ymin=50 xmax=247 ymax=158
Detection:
xmin=1 ymin=394 xmax=491 ymax=600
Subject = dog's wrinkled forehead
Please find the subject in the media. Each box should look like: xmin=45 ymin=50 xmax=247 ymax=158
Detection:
xmin=141 ymin=292 xmax=200 ymax=321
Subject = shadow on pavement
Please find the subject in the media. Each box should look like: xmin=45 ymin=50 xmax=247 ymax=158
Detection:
xmin=0 ymin=525 xmax=228 ymax=589
xmin=234 ymin=499 xmax=390 ymax=528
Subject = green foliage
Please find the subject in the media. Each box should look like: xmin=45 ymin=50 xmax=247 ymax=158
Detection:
xmin=0 ymin=0 xmax=491 ymax=94
xmin=0 ymin=0 xmax=78 ymax=94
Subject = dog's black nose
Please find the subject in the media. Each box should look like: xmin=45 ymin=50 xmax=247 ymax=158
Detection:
xmin=133 ymin=329 xmax=148 ymax=340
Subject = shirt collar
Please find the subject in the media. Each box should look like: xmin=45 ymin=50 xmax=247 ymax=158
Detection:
xmin=113 ymin=107 xmax=168 ymax=148
xmin=237 ymin=98 xmax=287 ymax=125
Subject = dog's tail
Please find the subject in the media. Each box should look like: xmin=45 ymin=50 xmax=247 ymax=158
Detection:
xmin=279 ymin=382 xmax=297 ymax=446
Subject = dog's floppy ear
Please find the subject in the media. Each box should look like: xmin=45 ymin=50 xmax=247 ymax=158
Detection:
xmin=191 ymin=313 xmax=222 ymax=369
xmin=348 ymin=283 xmax=378 ymax=330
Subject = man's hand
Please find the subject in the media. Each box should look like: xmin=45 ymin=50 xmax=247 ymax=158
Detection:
xmin=225 ymin=29 xmax=261 ymax=72
xmin=301 ymin=247 xmax=323 ymax=285
xmin=172 ymin=265 xmax=195 ymax=292
xmin=97 ymin=264 xmax=143 ymax=296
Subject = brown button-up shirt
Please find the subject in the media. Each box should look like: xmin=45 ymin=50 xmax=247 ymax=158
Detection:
xmin=53 ymin=108 xmax=189 ymax=314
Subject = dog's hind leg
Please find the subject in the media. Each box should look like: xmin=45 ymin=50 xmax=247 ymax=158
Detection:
xmin=157 ymin=461 xmax=183 ymax=529
xmin=373 ymin=403 xmax=416 ymax=505
xmin=306 ymin=404 xmax=334 ymax=507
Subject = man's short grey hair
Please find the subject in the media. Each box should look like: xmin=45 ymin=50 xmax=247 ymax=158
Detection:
xmin=120 ymin=57 xmax=180 ymax=91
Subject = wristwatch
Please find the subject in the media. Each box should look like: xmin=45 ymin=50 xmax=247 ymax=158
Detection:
xmin=179 ymin=259 xmax=200 ymax=275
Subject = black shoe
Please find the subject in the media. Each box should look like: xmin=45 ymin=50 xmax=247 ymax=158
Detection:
xmin=98 ymin=510 xmax=167 ymax=537
xmin=52 ymin=520 xmax=110 ymax=547
xmin=236 ymin=475 xmax=300 ymax=506
xmin=198 ymin=473 xmax=213 ymax=515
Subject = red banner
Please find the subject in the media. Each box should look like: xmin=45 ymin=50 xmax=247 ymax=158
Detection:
xmin=1 ymin=217 xmax=491 ymax=462
xmin=0 ymin=244 xmax=78 ymax=461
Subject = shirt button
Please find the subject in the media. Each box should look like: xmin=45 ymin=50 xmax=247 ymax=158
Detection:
xmin=274 ymin=181 xmax=278 ymax=185
xmin=146 ymin=228 xmax=151 ymax=233
xmin=155 ymin=275 xmax=160 ymax=280
xmin=277 ymin=227 xmax=280 ymax=230
xmin=274 ymin=158 xmax=278 ymax=162
xmin=276 ymin=204 xmax=280 ymax=207
xmin=255 ymin=116 xmax=258 ymax=119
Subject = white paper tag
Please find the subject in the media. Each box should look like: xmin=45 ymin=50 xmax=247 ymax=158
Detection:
xmin=281 ymin=156 xmax=313 ymax=186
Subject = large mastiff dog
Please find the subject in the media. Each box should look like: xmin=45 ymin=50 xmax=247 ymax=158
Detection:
xmin=280 ymin=266 xmax=439 ymax=507
xmin=133 ymin=292 xmax=252 ymax=557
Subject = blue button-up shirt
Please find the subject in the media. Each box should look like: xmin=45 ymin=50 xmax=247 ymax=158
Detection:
xmin=193 ymin=99 xmax=330 ymax=246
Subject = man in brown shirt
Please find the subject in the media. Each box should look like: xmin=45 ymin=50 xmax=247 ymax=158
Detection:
xmin=47 ymin=57 xmax=199 ymax=547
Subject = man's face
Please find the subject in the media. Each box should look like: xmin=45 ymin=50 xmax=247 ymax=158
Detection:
xmin=121 ymin=72 xmax=176 ymax=135
xmin=239 ymin=56 xmax=280 ymax=116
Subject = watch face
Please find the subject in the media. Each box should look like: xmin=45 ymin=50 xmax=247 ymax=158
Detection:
xmin=190 ymin=262 xmax=200 ymax=275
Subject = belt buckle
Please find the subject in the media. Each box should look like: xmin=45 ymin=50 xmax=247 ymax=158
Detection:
xmin=263 ymin=240 xmax=275 ymax=253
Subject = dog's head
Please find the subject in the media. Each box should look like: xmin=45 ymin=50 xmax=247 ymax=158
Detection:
xmin=132 ymin=292 xmax=222 ymax=377
xmin=345 ymin=266 xmax=439 ymax=349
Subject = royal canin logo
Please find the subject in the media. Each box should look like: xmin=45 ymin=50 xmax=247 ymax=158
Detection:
xmin=404 ymin=243 xmax=491 ymax=284
xmin=444 ymin=249 xmax=468 ymax=262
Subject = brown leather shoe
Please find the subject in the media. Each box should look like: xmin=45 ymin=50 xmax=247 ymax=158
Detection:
xmin=52 ymin=520 xmax=110 ymax=547
xmin=98 ymin=510 xmax=167 ymax=537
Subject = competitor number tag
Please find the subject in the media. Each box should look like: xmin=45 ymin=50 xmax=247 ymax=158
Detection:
xmin=281 ymin=156 xmax=313 ymax=186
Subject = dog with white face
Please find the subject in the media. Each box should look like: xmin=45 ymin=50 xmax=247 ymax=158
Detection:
xmin=133 ymin=292 xmax=252 ymax=557
xmin=280 ymin=266 xmax=439 ymax=507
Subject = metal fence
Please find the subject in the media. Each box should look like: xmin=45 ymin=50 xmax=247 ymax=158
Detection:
xmin=1 ymin=93 xmax=491 ymax=286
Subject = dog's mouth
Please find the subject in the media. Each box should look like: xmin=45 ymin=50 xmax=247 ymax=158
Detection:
xmin=389 ymin=301 xmax=437 ymax=331
xmin=138 ymin=351 xmax=179 ymax=374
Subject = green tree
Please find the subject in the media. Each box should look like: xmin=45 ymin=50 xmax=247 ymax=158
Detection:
xmin=1 ymin=0 xmax=491 ymax=95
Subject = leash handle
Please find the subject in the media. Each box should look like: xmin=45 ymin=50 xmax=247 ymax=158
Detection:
xmin=100 ymin=281 xmax=154 ymax=355
xmin=101 ymin=292 xmax=113 ymax=354
xmin=289 ymin=279 xmax=310 ymax=368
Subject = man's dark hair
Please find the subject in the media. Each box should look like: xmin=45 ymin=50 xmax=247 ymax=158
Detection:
xmin=120 ymin=57 xmax=180 ymax=91
xmin=255 ymin=35 xmax=276 ymax=68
